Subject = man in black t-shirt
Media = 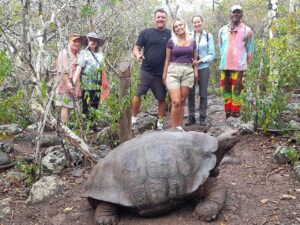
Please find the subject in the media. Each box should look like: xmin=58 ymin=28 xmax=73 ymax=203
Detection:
xmin=132 ymin=8 xmax=171 ymax=130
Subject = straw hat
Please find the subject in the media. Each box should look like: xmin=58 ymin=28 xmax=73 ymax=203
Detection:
xmin=68 ymin=33 xmax=81 ymax=42
xmin=80 ymin=32 xmax=105 ymax=47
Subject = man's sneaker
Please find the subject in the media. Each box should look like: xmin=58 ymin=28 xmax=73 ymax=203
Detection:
xmin=185 ymin=117 xmax=196 ymax=126
xmin=131 ymin=116 xmax=138 ymax=126
xmin=157 ymin=118 xmax=164 ymax=130
xmin=200 ymin=116 xmax=206 ymax=126
xmin=175 ymin=126 xmax=185 ymax=132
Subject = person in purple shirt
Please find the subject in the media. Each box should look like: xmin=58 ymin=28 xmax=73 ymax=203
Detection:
xmin=162 ymin=18 xmax=198 ymax=132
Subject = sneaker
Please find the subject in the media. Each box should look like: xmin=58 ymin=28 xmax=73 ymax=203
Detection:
xmin=157 ymin=118 xmax=164 ymax=130
xmin=175 ymin=126 xmax=185 ymax=132
xmin=131 ymin=116 xmax=138 ymax=126
xmin=200 ymin=116 xmax=206 ymax=126
xmin=185 ymin=117 xmax=196 ymax=126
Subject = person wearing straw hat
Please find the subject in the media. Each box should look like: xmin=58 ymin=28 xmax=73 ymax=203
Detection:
xmin=73 ymin=32 xmax=106 ymax=125
xmin=218 ymin=5 xmax=254 ymax=118
xmin=55 ymin=33 xmax=81 ymax=123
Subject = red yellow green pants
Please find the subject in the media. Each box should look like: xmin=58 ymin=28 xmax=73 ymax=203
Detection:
xmin=220 ymin=70 xmax=244 ymax=115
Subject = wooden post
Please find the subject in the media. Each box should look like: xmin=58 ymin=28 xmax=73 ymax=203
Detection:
xmin=119 ymin=61 xmax=132 ymax=143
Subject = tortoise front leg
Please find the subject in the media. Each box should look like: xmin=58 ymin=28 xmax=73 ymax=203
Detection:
xmin=193 ymin=177 xmax=227 ymax=222
xmin=94 ymin=201 xmax=119 ymax=225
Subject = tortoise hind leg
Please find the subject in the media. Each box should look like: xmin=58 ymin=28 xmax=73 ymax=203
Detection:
xmin=193 ymin=177 xmax=227 ymax=222
xmin=94 ymin=201 xmax=119 ymax=225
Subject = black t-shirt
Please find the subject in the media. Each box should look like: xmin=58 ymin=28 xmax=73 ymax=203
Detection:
xmin=136 ymin=28 xmax=171 ymax=76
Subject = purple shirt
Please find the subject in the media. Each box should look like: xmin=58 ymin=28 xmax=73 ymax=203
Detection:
xmin=167 ymin=39 xmax=196 ymax=64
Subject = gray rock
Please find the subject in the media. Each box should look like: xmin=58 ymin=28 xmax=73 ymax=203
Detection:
xmin=239 ymin=121 xmax=254 ymax=135
xmin=5 ymin=171 xmax=27 ymax=183
xmin=26 ymin=123 xmax=38 ymax=131
xmin=40 ymin=134 xmax=62 ymax=147
xmin=26 ymin=176 xmax=65 ymax=204
xmin=96 ymin=127 xmax=119 ymax=146
xmin=0 ymin=124 xmax=22 ymax=136
xmin=72 ymin=168 xmax=84 ymax=178
xmin=0 ymin=198 xmax=11 ymax=219
xmin=133 ymin=112 xmax=157 ymax=133
xmin=0 ymin=142 xmax=14 ymax=153
xmin=225 ymin=117 xmax=242 ymax=128
xmin=220 ymin=156 xmax=241 ymax=166
xmin=93 ymin=144 xmax=112 ymax=158
xmin=0 ymin=151 xmax=11 ymax=165
xmin=207 ymin=125 xmax=234 ymax=137
xmin=286 ymin=103 xmax=300 ymax=111
xmin=289 ymin=120 xmax=300 ymax=130
xmin=13 ymin=130 xmax=37 ymax=144
xmin=274 ymin=151 xmax=290 ymax=165
xmin=294 ymin=162 xmax=300 ymax=181
xmin=207 ymin=105 xmax=224 ymax=114
xmin=42 ymin=146 xmax=83 ymax=173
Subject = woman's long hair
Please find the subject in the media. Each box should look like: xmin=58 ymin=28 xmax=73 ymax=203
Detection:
xmin=171 ymin=18 xmax=191 ymax=45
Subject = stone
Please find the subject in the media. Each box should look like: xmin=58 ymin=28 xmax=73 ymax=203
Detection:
xmin=207 ymin=125 xmax=234 ymax=137
xmin=93 ymin=144 xmax=112 ymax=158
xmin=5 ymin=171 xmax=27 ymax=183
xmin=96 ymin=127 xmax=119 ymax=146
xmin=133 ymin=112 xmax=157 ymax=133
xmin=294 ymin=162 xmax=300 ymax=181
xmin=26 ymin=123 xmax=38 ymax=131
xmin=40 ymin=134 xmax=62 ymax=147
xmin=0 ymin=151 xmax=11 ymax=165
xmin=274 ymin=150 xmax=290 ymax=165
xmin=42 ymin=146 xmax=83 ymax=173
xmin=220 ymin=156 xmax=241 ymax=166
xmin=13 ymin=131 xmax=37 ymax=144
xmin=0 ymin=124 xmax=22 ymax=136
xmin=207 ymin=105 xmax=224 ymax=114
xmin=289 ymin=120 xmax=300 ymax=130
xmin=239 ymin=121 xmax=254 ymax=135
xmin=225 ymin=117 xmax=242 ymax=128
xmin=26 ymin=176 xmax=65 ymax=204
xmin=72 ymin=168 xmax=84 ymax=178
xmin=0 ymin=142 xmax=14 ymax=153
xmin=0 ymin=198 xmax=11 ymax=219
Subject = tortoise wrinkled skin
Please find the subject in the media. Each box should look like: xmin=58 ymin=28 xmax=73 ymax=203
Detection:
xmin=83 ymin=131 xmax=238 ymax=224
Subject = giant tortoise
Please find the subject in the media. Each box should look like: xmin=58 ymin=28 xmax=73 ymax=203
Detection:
xmin=83 ymin=130 xmax=239 ymax=225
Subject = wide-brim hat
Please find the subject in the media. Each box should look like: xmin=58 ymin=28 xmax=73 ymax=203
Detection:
xmin=230 ymin=5 xmax=243 ymax=13
xmin=80 ymin=32 xmax=106 ymax=47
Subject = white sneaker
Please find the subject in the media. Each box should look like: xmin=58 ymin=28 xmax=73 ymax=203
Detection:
xmin=175 ymin=126 xmax=185 ymax=132
xmin=157 ymin=119 xmax=164 ymax=130
xmin=131 ymin=116 xmax=138 ymax=126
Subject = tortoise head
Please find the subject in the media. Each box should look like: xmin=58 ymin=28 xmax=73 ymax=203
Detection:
xmin=214 ymin=130 xmax=240 ymax=168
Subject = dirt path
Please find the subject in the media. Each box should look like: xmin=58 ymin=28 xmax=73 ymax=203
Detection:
xmin=1 ymin=95 xmax=300 ymax=225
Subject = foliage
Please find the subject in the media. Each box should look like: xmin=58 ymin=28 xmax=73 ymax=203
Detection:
xmin=275 ymin=146 xmax=300 ymax=166
xmin=15 ymin=160 xmax=39 ymax=185
xmin=295 ymin=132 xmax=300 ymax=145
xmin=0 ymin=90 xmax=31 ymax=127
xmin=242 ymin=8 xmax=300 ymax=130
xmin=0 ymin=50 xmax=12 ymax=85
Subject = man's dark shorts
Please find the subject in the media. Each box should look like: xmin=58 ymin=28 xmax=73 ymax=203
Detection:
xmin=136 ymin=69 xmax=167 ymax=101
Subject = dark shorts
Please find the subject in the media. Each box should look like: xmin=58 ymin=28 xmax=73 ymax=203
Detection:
xmin=136 ymin=69 xmax=167 ymax=101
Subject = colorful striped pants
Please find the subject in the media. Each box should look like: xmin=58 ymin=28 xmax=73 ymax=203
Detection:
xmin=220 ymin=70 xmax=244 ymax=116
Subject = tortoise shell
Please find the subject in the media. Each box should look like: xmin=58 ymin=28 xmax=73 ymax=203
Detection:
xmin=83 ymin=131 xmax=217 ymax=213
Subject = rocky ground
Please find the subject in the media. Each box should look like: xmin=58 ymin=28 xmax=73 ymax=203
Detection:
xmin=0 ymin=94 xmax=300 ymax=225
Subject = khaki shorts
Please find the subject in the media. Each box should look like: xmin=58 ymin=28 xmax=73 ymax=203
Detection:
xmin=55 ymin=93 xmax=75 ymax=109
xmin=166 ymin=63 xmax=194 ymax=89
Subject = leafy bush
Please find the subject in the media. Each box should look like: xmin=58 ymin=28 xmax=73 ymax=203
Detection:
xmin=242 ymin=9 xmax=300 ymax=130
xmin=15 ymin=160 xmax=39 ymax=185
